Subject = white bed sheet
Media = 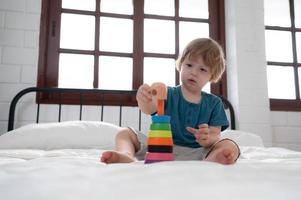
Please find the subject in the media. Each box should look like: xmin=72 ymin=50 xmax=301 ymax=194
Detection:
xmin=1 ymin=147 xmax=301 ymax=200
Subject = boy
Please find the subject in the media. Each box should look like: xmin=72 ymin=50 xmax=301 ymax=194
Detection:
xmin=101 ymin=38 xmax=240 ymax=165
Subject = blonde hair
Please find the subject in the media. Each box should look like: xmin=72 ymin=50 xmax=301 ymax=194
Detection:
xmin=176 ymin=38 xmax=225 ymax=83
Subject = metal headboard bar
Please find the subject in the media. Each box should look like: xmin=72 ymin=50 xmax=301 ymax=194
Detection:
xmin=58 ymin=92 xmax=62 ymax=122
xmin=8 ymin=87 xmax=236 ymax=131
xmin=219 ymin=95 xmax=236 ymax=130
xmin=119 ymin=106 xmax=122 ymax=127
xmin=101 ymin=105 xmax=104 ymax=121
xmin=8 ymin=87 xmax=137 ymax=131
xmin=79 ymin=92 xmax=83 ymax=121
xmin=139 ymin=110 xmax=142 ymax=131
xmin=36 ymin=100 xmax=40 ymax=123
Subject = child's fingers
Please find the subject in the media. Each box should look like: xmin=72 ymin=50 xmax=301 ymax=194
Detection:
xmin=137 ymin=85 xmax=152 ymax=102
xmin=186 ymin=127 xmax=198 ymax=135
xmin=141 ymin=91 xmax=152 ymax=101
xmin=186 ymin=127 xmax=207 ymax=140
xmin=187 ymin=125 xmax=211 ymax=143
xmin=143 ymin=85 xmax=152 ymax=98
xmin=198 ymin=124 xmax=209 ymax=129
xmin=186 ymin=126 xmax=208 ymax=136
xmin=186 ymin=127 xmax=203 ymax=140
xmin=198 ymin=124 xmax=209 ymax=135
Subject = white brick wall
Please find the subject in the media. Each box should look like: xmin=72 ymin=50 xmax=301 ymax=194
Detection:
xmin=2 ymin=47 xmax=38 ymax=65
xmin=0 ymin=29 xmax=23 ymax=46
xmin=0 ymin=0 xmax=40 ymax=132
xmin=0 ymin=0 xmax=26 ymax=12
xmin=271 ymin=111 xmax=301 ymax=151
xmin=0 ymin=64 xmax=21 ymax=83
xmin=21 ymin=65 xmax=37 ymax=83
xmin=225 ymin=0 xmax=272 ymax=146
xmin=225 ymin=0 xmax=301 ymax=151
xmin=5 ymin=11 xmax=40 ymax=30
xmin=24 ymin=30 xmax=39 ymax=48
xmin=0 ymin=0 xmax=301 ymax=152
xmin=26 ymin=0 xmax=42 ymax=13
xmin=0 ymin=11 xmax=5 ymax=28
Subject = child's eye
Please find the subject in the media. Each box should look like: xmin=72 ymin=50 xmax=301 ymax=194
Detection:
xmin=186 ymin=64 xmax=192 ymax=67
xmin=200 ymin=68 xmax=207 ymax=72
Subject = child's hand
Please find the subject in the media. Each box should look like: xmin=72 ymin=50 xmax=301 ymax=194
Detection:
xmin=136 ymin=84 xmax=157 ymax=114
xmin=136 ymin=84 xmax=152 ymax=103
xmin=186 ymin=124 xmax=220 ymax=148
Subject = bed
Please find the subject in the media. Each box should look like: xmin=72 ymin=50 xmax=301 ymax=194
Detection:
xmin=1 ymin=87 xmax=301 ymax=200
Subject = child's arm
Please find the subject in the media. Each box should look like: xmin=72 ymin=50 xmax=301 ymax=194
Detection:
xmin=136 ymin=84 xmax=157 ymax=115
xmin=186 ymin=124 xmax=221 ymax=148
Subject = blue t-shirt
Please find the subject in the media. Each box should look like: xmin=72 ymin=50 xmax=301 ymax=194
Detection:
xmin=164 ymin=85 xmax=229 ymax=148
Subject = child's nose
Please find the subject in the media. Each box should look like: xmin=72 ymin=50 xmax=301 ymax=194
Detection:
xmin=190 ymin=67 xmax=198 ymax=75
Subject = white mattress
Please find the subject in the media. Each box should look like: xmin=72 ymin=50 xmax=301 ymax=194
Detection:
xmin=1 ymin=121 xmax=300 ymax=200
xmin=1 ymin=147 xmax=301 ymax=200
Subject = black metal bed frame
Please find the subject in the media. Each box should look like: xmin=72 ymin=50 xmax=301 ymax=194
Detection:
xmin=7 ymin=87 xmax=236 ymax=131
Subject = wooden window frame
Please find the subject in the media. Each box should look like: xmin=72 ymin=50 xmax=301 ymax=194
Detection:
xmin=37 ymin=0 xmax=226 ymax=106
xmin=266 ymin=0 xmax=301 ymax=111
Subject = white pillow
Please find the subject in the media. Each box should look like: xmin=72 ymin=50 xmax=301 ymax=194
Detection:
xmin=0 ymin=121 xmax=121 ymax=150
xmin=221 ymin=130 xmax=264 ymax=147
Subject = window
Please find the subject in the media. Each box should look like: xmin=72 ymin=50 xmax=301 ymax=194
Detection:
xmin=38 ymin=0 xmax=226 ymax=105
xmin=264 ymin=0 xmax=301 ymax=111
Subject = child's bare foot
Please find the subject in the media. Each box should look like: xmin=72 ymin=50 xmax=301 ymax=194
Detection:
xmin=100 ymin=151 xmax=136 ymax=164
xmin=204 ymin=139 xmax=240 ymax=165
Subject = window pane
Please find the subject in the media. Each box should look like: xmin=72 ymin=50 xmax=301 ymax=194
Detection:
xmin=100 ymin=0 xmax=133 ymax=15
xmin=297 ymin=32 xmax=301 ymax=63
xmin=99 ymin=17 xmax=133 ymax=53
xmin=60 ymin=13 xmax=95 ymax=50
xmin=144 ymin=58 xmax=175 ymax=86
xmin=99 ymin=56 xmax=132 ymax=90
xmin=144 ymin=0 xmax=174 ymax=16
xmin=267 ymin=65 xmax=295 ymax=99
xmin=179 ymin=0 xmax=208 ymax=19
xmin=265 ymin=30 xmax=293 ymax=62
xmin=59 ymin=54 xmax=94 ymax=88
xmin=62 ymin=0 xmax=95 ymax=11
xmin=144 ymin=19 xmax=175 ymax=54
xmin=264 ymin=0 xmax=290 ymax=27
xmin=179 ymin=22 xmax=209 ymax=53
xmin=295 ymin=0 xmax=301 ymax=28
